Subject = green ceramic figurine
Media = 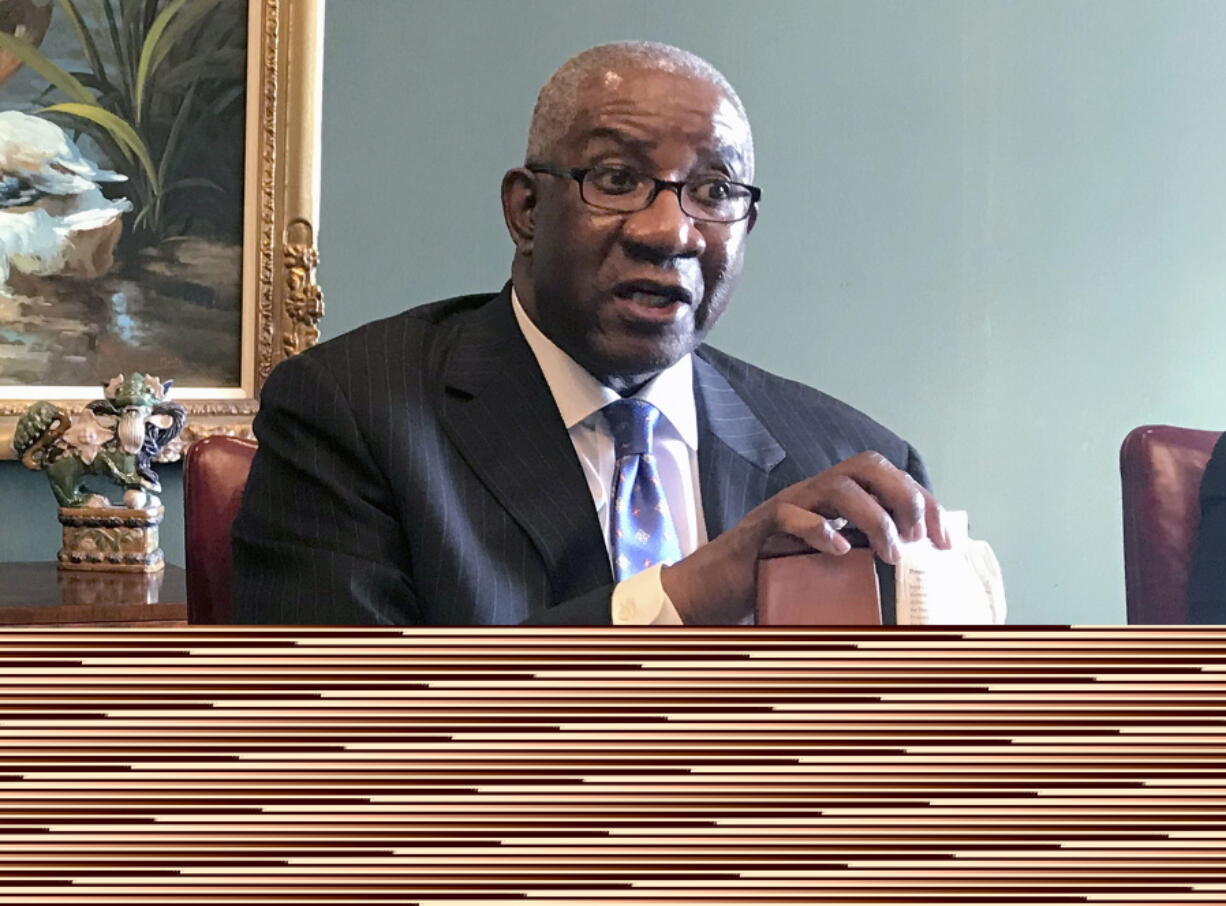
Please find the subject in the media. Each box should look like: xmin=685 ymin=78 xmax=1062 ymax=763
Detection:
xmin=12 ymin=374 xmax=187 ymax=571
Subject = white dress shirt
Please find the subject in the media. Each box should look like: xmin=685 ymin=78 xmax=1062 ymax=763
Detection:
xmin=510 ymin=289 xmax=706 ymax=624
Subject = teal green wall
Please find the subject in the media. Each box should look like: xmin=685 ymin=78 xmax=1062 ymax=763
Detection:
xmin=4 ymin=0 xmax=1225 ymax=623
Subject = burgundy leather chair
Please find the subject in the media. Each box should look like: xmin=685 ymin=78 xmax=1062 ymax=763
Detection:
xmin=1120 ymin=425 xmax=1222 ymax=624
xmin=183 ymin=435 xmax=258 ymax=624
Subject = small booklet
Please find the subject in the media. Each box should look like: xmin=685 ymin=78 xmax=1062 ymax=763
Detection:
xmin=894 ymin=510 xmax=1006 ymax=624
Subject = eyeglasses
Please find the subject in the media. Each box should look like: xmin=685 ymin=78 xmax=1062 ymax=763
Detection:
xmin=527 ymin=165 xmax=760 ymax=224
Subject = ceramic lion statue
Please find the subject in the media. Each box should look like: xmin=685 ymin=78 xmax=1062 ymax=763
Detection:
xmin=13 ymin=373 xmax=187 ymax=509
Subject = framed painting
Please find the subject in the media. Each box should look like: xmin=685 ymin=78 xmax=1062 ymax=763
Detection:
xmin=0 ymin=0 xmax=324 ymax=459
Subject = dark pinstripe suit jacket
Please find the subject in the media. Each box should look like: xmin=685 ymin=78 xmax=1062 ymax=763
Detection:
xmin=1188 ymin=433 xmax=1226 ymax=623
xmin=232 ymin=286 xmax=928 ymax=625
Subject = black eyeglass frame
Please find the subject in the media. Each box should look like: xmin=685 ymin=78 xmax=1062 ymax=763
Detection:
xmin=527 ymin=165 xmax=761 ymax=224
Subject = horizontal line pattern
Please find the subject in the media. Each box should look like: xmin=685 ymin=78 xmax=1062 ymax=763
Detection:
xmin=0 ymin=626 xmax=1223 ymax=904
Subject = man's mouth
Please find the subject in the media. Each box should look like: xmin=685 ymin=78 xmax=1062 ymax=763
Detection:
xmin=611 ymin=281 xmax=694 ymax=318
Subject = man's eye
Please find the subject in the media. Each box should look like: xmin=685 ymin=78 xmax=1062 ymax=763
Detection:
xmin=589 ymin=168 xmax=640 ymax=194
xmin=691 ymin=179 xmax=735 ymax=202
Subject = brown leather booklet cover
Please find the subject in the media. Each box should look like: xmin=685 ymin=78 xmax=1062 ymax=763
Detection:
xmin=755 ymin=537 xmax=882 ymax=625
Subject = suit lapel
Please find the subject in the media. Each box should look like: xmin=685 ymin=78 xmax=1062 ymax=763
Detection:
xmin=436 ymin=296 xmax=786 ymax=600
xmin=438 ymin=287 xmax=612 ymax=602
xmin=694 ymin=353 xmax=786 ymax=540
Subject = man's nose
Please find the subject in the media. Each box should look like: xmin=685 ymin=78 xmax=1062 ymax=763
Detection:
xmin=619 ymin=187 xmax=706 ymax=262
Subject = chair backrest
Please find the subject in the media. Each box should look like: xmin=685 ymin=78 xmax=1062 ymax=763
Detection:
xmin=1120 ymin=425 xmax=1222 ymax=624
xmin=183 ymin=435 xmax=258 ymax=624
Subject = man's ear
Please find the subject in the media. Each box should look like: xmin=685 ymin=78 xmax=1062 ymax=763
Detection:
xmin=501 ymin=168 xmax=537 ymax=254
xmin=745 ymin=203 xmax=758 ymax=234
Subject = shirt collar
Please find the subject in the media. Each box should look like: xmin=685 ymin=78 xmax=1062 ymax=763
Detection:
xmin=510 ymin=286 xmax=698 ymax=449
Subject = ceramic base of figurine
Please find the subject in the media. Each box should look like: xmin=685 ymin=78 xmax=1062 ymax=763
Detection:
xmin=57 ymin=506 xmax=166 ymax=573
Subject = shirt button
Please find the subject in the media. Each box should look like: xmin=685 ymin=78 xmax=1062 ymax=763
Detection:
xmin=616 ymin=601 xmax=634 ymax=622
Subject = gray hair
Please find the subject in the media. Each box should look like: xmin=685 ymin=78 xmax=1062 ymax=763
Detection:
xmin=525 ymin=41 xmax=753 ymax=176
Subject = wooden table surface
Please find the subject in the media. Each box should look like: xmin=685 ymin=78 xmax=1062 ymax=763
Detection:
xmin=0 ymin=626 xmax=1222 ymax=903
xmin=0 ymin=562 xmax=187 ymax=626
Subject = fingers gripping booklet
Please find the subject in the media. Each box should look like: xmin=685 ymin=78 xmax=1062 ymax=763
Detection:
xmin=755 ymin=511 xmax=1006 ymax=625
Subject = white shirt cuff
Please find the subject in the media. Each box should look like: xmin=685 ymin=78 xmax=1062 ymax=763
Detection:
xmin=610 ymin=563 xmax=684 ymax=625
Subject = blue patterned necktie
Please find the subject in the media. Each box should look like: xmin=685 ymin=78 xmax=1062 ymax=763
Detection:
xmin=603 ymin=399 xmax=684 ymax=581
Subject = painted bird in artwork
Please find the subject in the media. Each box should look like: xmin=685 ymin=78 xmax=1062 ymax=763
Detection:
xmin=0 ymin=110 xmax=131 ymax=290
xmin=0 ymin=109 xmax=128 ymax=196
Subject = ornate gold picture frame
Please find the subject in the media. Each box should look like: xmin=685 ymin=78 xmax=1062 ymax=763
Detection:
xmin=0 ymin=0 xmax=324 ymax=459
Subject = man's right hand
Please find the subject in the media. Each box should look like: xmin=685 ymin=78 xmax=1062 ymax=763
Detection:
xmin=660 ymin=451 xmax=951 ymax=624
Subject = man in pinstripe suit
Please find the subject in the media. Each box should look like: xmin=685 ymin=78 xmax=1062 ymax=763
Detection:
xmin=232 ymin=42 xmax=951 ymax=626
